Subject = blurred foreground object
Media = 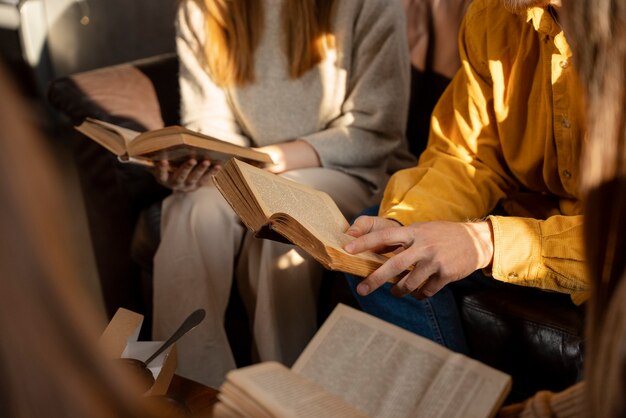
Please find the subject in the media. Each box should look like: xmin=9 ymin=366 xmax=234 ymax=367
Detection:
xmin=0 ymin=63 xmax=148 ymax=418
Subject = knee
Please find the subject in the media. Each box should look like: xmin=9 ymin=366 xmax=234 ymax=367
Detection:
xmin=161 ymin=186 xmax=236 ymax=231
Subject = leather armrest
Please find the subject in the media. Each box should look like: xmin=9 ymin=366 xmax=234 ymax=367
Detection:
xmin=455 ymin=279 xmax=585 ymax=402
xmin=45 ymin=55 xmax=177 ymax=319
xmin=47 ymin=64 xmax=163 ymax=131
xmin=47 ymin=53 xmax=179 ymax=131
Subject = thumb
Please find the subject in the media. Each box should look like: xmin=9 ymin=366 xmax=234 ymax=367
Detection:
xmin=346 ymin=215 xmax=385 ymax=237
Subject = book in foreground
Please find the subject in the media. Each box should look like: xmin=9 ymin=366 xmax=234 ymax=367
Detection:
xmin=75 ymin=117 xmax=274 ymax=167
xmin=214 ymin=304 xmax=512 ymax=418
xmin=213 ymin=158 xmax=396 ymax=278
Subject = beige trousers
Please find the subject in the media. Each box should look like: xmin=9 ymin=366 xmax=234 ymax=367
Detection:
xmin=153 ymin=167 xmax=376 ymax=387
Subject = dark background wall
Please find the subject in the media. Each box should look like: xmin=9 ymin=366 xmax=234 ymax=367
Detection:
xmin=45 ymin=0 xmax=177 ymax=77
xmin=0 ymin=0 xmax=178 ymax=96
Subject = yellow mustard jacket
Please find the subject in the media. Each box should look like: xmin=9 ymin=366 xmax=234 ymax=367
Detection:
xmin=381 ymin=0 xmax=589 ymax=303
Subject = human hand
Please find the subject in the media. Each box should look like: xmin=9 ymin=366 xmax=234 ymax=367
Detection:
xmin=344 ymin=217 xmax=494 ymax=299
xmin=345 ymin=215 xmax=403 ymax=249
xmin=155 ymin=159 xmax=221 ymax=192
xmin=255 ymin=140 xmax=320 ymax=174
xmin=496 ymin=402 xmax=525 ymax=417
xmin=255 ymin=144 xmax=286 ymax=173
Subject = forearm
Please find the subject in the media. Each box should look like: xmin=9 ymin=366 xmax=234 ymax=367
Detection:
xmin=380 ymin=151 xmax=510 ymax=224
xmin=257 ymin=140 xmax=321 ymax=174
xmin=380 ymin=60 xmax=513 ymax=225
xmin=300 ymin=127 xmax=402 ymax=172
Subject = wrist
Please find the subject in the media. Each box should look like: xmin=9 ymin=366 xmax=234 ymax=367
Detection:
xmin=258 ymin=145 xmax=286 ymax=173
xmin=468 ymin=221 xmax=494 ymax=269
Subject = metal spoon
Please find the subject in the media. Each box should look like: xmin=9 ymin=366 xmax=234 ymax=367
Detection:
xmin=116 ymin=308 xmax=206 ymax=393
xmin=144 ymin=308 xmax=206 ymax=366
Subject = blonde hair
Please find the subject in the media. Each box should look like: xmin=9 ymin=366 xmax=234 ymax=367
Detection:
xmin=191 ymin=0 xmax=336 ymax=86
xmin=562 ymin=0 xmax=626 ymax=416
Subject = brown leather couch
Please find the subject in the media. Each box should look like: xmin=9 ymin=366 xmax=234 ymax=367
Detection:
xmin=47 ymin=54 xmax=176 ymax=327
xmin=47 ymin=53 xmax=584 ymax=403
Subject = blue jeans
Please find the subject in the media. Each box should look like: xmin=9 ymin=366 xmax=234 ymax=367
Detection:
xmin=345 ymin=205 xmax=469 ymax=355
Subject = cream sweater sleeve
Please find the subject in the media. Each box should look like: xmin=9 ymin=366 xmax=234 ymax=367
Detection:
xmin=176 ymin=2 xmax=249 ymax=147
xmin=498 ymin=382 xmax=587 ymax=418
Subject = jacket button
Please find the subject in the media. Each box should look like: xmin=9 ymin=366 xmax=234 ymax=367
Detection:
xmin=563 ymin=169 xmax=572 ymax=179
xmin=562 ymin=117 xmax=571 ymax=128
xmin=559 ymin=60 xmax=569 ymax=69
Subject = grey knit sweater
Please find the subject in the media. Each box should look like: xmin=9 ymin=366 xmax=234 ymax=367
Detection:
xmin=176 ymin=0 xmax=416 ymax=194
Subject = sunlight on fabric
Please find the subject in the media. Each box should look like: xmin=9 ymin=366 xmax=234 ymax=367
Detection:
xmin=488 ymin=59 xmax=508 ymax=121
xmin=317 ymin=34 xmax=348 ymax=122
xmin=392 ymin=201 xmax=420 ymax=214
xmin=318 ymin=33 xmax=337 ymax=57
xmin=277 ymin=249 xmax=306 ymax=270
xmin=14 ymin=0 xmax=48 ymax=66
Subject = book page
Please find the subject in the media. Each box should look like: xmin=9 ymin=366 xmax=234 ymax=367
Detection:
xmin=131 ymin=126 xmax=273 ymax=165
xmin=293 ymin=305 xmax=511 ymax=418
xmin=234 ymin=159 xmax=350 ymax=248
xmin=84 ymin=117 xmax=141 ymax=143
xmin=213 ymin=401 xmax=245 ymax=418
xmin=223 ymin=362 xmax=369 ymax=418
xmin=412 ymin=354 xmax=511 ymax=418
xmin=75 ymin=118 xmax=140 ymax=156
xmin=80 ymin=119 xmax=273 ymax=165
xmin=218 ymin=383 xmax=274 ymax=418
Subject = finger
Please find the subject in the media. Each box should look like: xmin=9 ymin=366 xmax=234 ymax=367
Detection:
xmin=171 ymin=159 xmax=197 ymax=187
xmin=209 ymin=162 xmax=223 ymax=175
xmin=185 ymin=160 xmax=211 ymax=186
xmin=345 ymin=216 xmax=374 ymax=237
xmin=496 ymin=404 xmax=525 ymax=418
xmin=391 ymin=262 xmax=437 ymax=298
xmin=356 ymin=247 xmax=421 ymax=296
xmin=199 ymin=170 xmax=216 ymax=186
xmin=345 ymin=216 xmax=385 ymax=237
xmin=345 ymin=225 xmax=413 ymax=255
xmin=412 ymin=274 xmax=451 ymax=300
xmin=371 ymin=246 xmax=424 ymax=291
xmin=157 ymin=160 xmax=170 ymax=184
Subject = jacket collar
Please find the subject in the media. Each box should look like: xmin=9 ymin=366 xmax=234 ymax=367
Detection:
xmin=526 ymin=6 xmax=570 ymax=55
xmin=526 ymin=6 xmax=561 ymax=38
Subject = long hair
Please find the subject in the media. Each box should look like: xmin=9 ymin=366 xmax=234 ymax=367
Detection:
xmin=192 ymin=0 xmax=336 ymax=86
xmin=0 ymin=65 xmax=146 ymax=418
xmin=561 ymin=0 xmax=626 ymax=415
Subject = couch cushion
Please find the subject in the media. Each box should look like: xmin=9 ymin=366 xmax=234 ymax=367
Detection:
xmin=47 ymin=58 xmax=172 ymax=131
xmin=455 ymin=279 xmax=585 ymax=402
xmin=46 ymin=55 xmax=176 ymax=320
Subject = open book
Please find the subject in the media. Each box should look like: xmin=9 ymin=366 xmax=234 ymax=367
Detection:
xmin=214 ymin=304 xmax=512 ymax=418
xmin=213 ymin=158 xmax=398 ymax=278
xmin=75 ymin=117 xmax=274 ymax=167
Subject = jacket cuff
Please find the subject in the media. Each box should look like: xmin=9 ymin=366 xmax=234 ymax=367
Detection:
xmin=487 ymin=215 xmax=542 ymax=286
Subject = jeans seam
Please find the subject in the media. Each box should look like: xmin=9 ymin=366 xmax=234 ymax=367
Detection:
xmin=423 ymin=298 xmax=446 ymax=346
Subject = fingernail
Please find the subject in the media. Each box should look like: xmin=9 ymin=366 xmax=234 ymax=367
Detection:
xmin=357 ymin=283 xmax=369 ymax=296
xmin=344 ymin=242 xmax=354 ymax=252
